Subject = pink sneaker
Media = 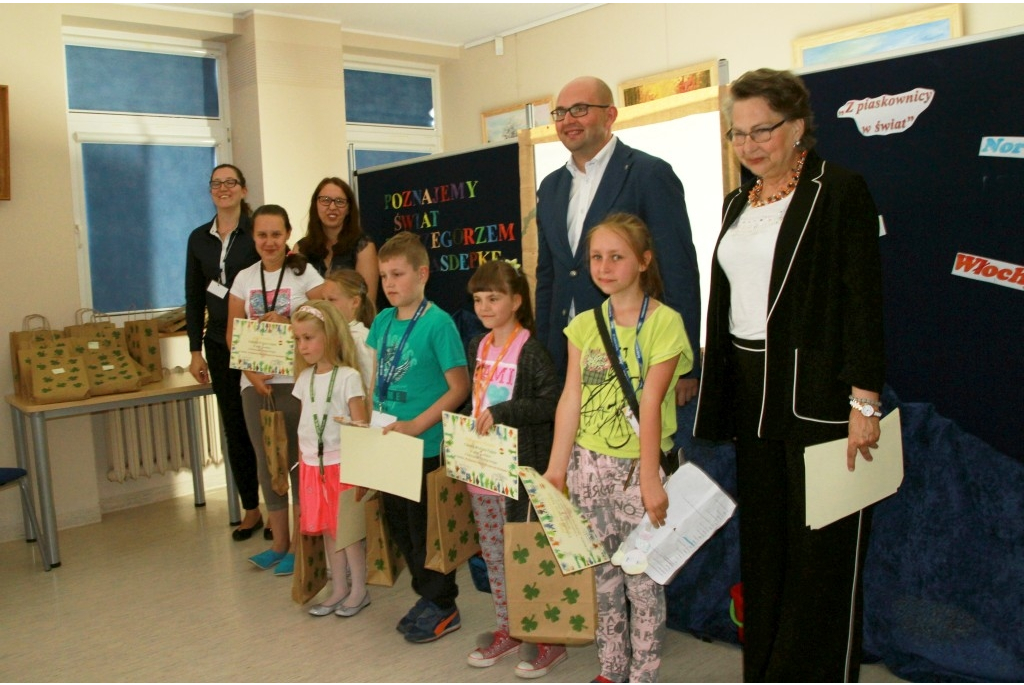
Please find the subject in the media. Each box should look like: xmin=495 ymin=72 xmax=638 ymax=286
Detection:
xmin=467 ymin=630 xmax=522 ymax=668
xmin=514 ymin=643 xmax=568 ymax=679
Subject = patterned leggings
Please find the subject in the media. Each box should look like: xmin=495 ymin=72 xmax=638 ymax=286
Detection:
xmin=470 ymin=492 xmax=510 ymax=632
xmin=568 ymin=445 xmax=665 ymax=683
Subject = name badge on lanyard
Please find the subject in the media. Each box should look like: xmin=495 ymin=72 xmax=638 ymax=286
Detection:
xmin=207 ymin=280 xmax=229 ymax=299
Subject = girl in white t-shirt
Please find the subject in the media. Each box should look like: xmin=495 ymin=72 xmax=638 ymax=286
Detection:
xmin=322 ymin=268 xmax=376 ymax=418
xmin=290 ymin=300 xmax=370 ymax=617
xmin=227 ymin=204 xmax=325 ymax=575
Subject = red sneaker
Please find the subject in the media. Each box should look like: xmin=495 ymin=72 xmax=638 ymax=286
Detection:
xmin=467 ymin=630 xmax=522 ymax=668
xmin=514 ymin=643 xmax=568 ymax=679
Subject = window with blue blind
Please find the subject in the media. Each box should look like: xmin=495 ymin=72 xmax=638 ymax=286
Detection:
xmin=354 ymin=149 xmax=429 ymax=171
xmin=344 ymin=69 xmax=434 ymax=128
xmin=81 ymin=143 xmax=216 ymax=312
xmin=64 ymin=33 xmax=229 ymax=313
xmin=66 ymin=45 xmax=219 ymax=117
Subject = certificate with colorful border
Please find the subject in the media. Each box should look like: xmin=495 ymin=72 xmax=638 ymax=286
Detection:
xmin=229 ymin=318 xmax=294 ymax=376
xmin=442 ymin=411 xmax=518 ymax=498
xmin=518 ymin=466 xmax=608 ymax=574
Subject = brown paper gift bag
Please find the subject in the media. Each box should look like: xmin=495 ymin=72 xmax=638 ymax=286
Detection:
xmin=63 ymin=308 xmax=115 ymax=338
xmin=292 ymin=516 xmax=328 ymax=604
xmin=505 ymin=521 xmax=598 ymax=645
xmin=20 ymin=337 xmax=92 ymax=400
xmin=124 ymin=319 xmax=163 ymax=384
xmin=28 ymin=344 xmax=90 ymax=405
xmin=83 ymin=342 xmax=144 ymax=396
xmin=424 ymin=465 xmax=480 ymax=573
xmin=10 ymin=315 xmax=62 ymax=398
xmin=260 ymin=395 xmax=289 ymax=496
xmin=365 ymin=493 xmax=405 ymax=587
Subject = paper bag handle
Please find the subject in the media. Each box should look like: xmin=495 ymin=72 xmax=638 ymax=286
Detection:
xmin=22 ymin=314 xmax=51 ymax=331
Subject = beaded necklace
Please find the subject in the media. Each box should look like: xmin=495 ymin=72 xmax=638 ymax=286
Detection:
xmin=748 ymin=149 xmax=808 ymax=208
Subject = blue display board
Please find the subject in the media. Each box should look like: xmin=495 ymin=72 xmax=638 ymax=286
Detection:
xmin=355 ymin=142 xmax=521 ymax=332
xmin=801 ymin=32 xmax=1024 ymax=459
xmin=81 ymin=143 xmax=216 ymax=312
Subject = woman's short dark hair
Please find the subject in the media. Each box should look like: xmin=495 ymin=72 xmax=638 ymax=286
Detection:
xmin=727 ymin=68 xmax=817 ymax=150
xmin=302 ymin=177 xmax=363 ymax=260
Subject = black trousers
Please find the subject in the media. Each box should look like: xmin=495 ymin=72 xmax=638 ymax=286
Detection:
xmin=383 ymin=455 xmax=459 ymax=610
xmin=205 ymin=336 xmax=260 ymax=512
xmin=732 ymin=339 xmax=871 ymax=683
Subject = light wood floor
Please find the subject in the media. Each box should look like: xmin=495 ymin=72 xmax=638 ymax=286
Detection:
xmin=1 ymin=489 xmax=903 ymax=682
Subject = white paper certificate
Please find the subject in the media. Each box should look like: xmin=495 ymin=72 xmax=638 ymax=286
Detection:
xmin=228 ymin=318 xmax=295 ymax=376
xmin=518 ymin=466 xmax=608 ymax=574
xmin=441 ymin=411 xmax=518 ymax=498
xmin=611 ymin=462 xmax=736 ymax=585
xmin=804 ymin=409 xmax=904 ymax=529
xmin=339 ymin=425 xmax=424 ymax=502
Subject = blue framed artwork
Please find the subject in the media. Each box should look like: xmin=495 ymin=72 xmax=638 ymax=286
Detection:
xmin=793 ymin=4 xmax=963 ymax=68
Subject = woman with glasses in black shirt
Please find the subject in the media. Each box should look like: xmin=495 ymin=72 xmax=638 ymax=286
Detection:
xmin=185 ymin=163 xmax=264 ymax=541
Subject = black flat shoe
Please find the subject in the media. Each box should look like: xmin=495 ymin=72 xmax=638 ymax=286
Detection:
xmin=232 ymin=517 xmax=264 ymax=541
xmin=264 ymin=526 xmax=273 ymax=541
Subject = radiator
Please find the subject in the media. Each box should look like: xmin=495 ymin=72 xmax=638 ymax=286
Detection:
xmin=106 ymin=396 xmax=224 ymax=482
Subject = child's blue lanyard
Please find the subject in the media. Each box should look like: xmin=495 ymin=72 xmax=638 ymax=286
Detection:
xmin=310 ymin=366 xmax=339 ymax=477
xmin=607 ymin=295 xmax=650 ymax=390
xmin=375 ymin=299 xmax=427 ymax=409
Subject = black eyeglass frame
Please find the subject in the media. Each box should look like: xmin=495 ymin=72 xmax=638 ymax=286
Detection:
xmin=317 ymin=196 xmax=349 ymax=208
xmin=725 ymin=119 xmax=789 ymax=145
xmin=551 ymin=103 xmax=611 ymax=122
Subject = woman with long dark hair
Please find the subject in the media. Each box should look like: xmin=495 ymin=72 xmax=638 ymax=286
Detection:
xmin=296 ymin=177 xmax=378 ymax=303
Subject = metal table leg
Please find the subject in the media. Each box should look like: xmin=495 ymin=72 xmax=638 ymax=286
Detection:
xmin=9 ymin=404 xmax=38 ymax=542
xmin=184 ymin=398 xmax=206 ymax=508
xmin=28 ymin=413 xmax=61 ymax=568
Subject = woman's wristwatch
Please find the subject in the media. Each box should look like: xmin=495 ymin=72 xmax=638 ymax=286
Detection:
xmin=849 ymin=395 xmax=882 ymax=417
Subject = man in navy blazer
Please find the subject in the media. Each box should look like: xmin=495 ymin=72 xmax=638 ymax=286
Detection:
xmin=535 ymin=76 xmax=702 ymax=408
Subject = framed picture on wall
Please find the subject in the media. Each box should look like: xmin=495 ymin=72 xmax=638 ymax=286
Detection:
xmin=618 ymin=60 xmax=721 ymax=108
xmin=1 ymin=86 xmax=10 ymax=201
xmin=481 ymin=99 xmax=552 ymax=143
xmin=792 ymin=4 xmax=963 ymax=68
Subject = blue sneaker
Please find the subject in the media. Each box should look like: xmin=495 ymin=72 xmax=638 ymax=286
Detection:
xmin=248 ymin=548 xmax=286 ymax=570
xmin=403 ymin=601 xmax=460 ymax=643
xmin=273 ymin=553 xmax=295 ymax=576
xmin=396 ymin=597 xmax=431 ymax=634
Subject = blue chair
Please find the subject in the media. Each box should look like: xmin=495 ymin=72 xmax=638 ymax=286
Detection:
xmin=0 ymin=467 xmax=52 ymax=571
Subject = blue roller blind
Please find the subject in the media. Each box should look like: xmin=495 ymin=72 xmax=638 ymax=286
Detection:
xmin=81 ymin=143 xmax=216 ymax=311
xmin=354 ymin=149 xmax=429 ymax=171
xmin=344 ymin=69 xmax=434 ymax=127
xmin=66 ymin=45 xmax=219 ymax=117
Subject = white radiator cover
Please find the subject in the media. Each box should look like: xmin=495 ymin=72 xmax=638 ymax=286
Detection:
xmin=106 ymin=395 xmax=224 ymax=482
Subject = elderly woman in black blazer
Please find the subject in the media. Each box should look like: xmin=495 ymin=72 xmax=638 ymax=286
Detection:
xmin=694 ymin=69 xmax=885 ymax=682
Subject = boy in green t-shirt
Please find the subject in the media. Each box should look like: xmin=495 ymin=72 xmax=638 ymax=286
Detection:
xmin=366 ymin=232 xmax=469 ymax=643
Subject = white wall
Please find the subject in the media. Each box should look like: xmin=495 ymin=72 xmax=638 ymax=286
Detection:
xmin=440 ymin=3 xmax=1024 ymax=152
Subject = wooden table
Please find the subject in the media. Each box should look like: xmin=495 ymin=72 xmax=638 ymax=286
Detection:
xmin=6 ymin=373 xmax=237 ymax=567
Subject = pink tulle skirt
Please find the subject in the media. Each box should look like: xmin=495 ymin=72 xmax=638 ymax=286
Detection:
xmin=299 ymin=460 xmax=352 ymax=536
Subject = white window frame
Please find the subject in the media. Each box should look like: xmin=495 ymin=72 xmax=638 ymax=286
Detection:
xmin=63 ymin=28 xmax=231 ymax=314
xmin=344 ymin=56 xmax=442 ymax=175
